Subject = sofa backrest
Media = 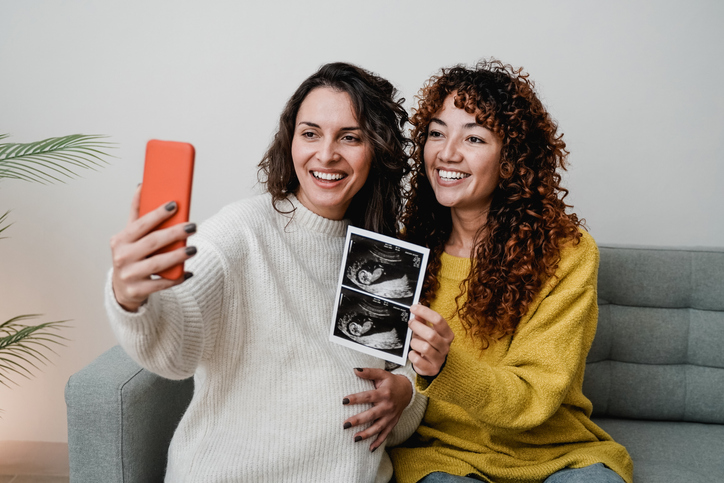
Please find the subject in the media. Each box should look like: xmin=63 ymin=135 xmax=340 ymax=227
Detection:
xmin=584 ymin=246 xmax=724 ymax=423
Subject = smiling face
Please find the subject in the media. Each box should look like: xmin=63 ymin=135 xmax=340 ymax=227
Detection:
xmin=424 ymin=94 xmax=503 ymax=218
xmin=291 ymin=87 xmax=372 ymax=220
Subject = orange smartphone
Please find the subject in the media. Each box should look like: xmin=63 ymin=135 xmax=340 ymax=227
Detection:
xmin=138 ymin=139 xmax=195 ymax=280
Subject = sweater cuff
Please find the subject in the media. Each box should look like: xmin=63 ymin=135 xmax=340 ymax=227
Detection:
xmin=392 ymin=362 xmax=418 ymax=411
xmin=419 ymin=355 xmax=448 ymax=386
xmin=387 ymin=361 xmax=428 ymax=447
xmin=104 ymin=269 xmax=161 ymax=335
xmin=416 ymin=344 xmax=489 ymax=406
xmin=105 ymin=267 xmax=206 ymax=379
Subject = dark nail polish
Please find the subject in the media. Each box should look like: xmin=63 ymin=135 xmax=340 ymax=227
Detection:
xmin=185 ymin=246 xmax=197 ymax=256
xmin=183 ymin=272 xmax=194 ymax=280
xmin=371 ymin=446 xmax=378 ymax=453
xmin=355 ymin=368 xmax=363 ymax=372
xmin=165 ymin=201 xmax=177 ymax=211
xmin=342 ymin=398 xmax=350 ymax=405
xmin=343 ymin=422 xmax=351 ymax=429
xmin=184 ymin=223 xmax=197 ymax=234
xmin=354 ymin=436 xmax=362 ymax=443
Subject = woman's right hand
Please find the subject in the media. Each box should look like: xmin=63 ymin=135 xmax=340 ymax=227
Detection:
xmin=407 ymin=304 xmax=455 ymax=377
xmin=110 ymin=185 xmax=197 ymax=312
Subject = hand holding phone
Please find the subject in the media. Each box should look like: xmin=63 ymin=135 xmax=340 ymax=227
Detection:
xmin=109 ymin=140 xmax=196 ymax=312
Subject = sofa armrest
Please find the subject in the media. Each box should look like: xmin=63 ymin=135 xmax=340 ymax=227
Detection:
xmin=65 ymin=345 xmax=194 ymax=483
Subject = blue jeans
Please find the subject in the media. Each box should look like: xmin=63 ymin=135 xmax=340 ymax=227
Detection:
xmin=418 ymin=463 xmax=625 ymax=483
xmin=543 ymin=463 xmax=625 ymax=483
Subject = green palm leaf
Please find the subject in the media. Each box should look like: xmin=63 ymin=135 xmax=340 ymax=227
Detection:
xmin=1 ymin=132 xmax=112 ymax=397
xmin=0 ymin=315 xmax=69 ymax=388
xmin=0 ymin=134 xmax=115 ymax=184
xmin=0 ymin=211 xmax=10 ymax=239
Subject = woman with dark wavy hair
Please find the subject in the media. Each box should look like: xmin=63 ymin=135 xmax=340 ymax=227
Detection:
xmin=106 ymin=62 xmax=425 ymax=482
xmin=390 ymin=60 xmax=633 ymax=483
xmin=259 ymin=62 xmax=410 ymax=237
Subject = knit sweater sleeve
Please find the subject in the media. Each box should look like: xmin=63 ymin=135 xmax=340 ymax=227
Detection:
xmin=386 ymin=362 xmax=428 ymax=447
xmin=417 ymin=232 xmax=599 ymax=432
xmin=105 ymin=233 xmax=226 ymax=380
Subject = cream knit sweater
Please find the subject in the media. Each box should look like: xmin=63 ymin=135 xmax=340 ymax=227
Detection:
xmin=105 ymin=193 xmax=426 ymax=482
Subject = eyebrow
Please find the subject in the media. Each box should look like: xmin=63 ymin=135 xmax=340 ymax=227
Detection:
xmin=429 ymin=118 xmax=482 ymax=130
xmin=297 ymin=121 xmax=361 ymax=131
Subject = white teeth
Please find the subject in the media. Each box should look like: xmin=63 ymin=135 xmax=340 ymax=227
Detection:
xmin=438 ymin=169 xmax=470 ymax=180
xmin=312 ymin=171 xmax=345 ymax=181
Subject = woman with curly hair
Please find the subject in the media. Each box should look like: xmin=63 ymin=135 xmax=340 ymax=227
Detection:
xmin=390 ymin=60 xmax=633 ymax=483
xmin=106 ymin=62 xmax=426 ymax=482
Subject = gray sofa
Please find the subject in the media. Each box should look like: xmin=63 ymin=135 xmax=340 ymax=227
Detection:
xmin=65 ymin=245 xmax=724 ymax=482
xmin=583 ymin=246 xmax=724 ymax=481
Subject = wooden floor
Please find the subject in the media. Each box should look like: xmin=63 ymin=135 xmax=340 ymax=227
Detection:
xmin=0 ymin=441 xmax=69 ymax=483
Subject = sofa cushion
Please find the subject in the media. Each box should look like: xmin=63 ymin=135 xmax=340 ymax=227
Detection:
xmin=594 ymin=418 xmax=724 ymax=483
xmin=585 ymin=361 xmax=724 ymax=422
xmin=596 ymin=248 xmax=724 ymax=311
xmin=585 ymin=247 xmax=724 ymax=423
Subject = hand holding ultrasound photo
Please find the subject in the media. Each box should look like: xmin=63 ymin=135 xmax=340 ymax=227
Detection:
xmin=329 ymin=226 xmax=429 ymax=364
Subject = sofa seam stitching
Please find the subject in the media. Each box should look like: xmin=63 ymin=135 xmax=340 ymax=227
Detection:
xmin=118 ymin=367 xmax=144 ymax=482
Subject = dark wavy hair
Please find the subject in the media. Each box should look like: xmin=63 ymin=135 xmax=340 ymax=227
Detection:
xmin=403 ymin=59 xmax=583 ymax=349
xmin=257 ymin=62 xmax=410 ymax=237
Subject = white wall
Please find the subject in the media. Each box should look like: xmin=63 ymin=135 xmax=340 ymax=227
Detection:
xmin=1 ymin=0 xmax=722 ymax=442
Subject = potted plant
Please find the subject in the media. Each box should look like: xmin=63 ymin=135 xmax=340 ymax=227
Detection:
xmin=0 ymin=134 xmax=114 ymax=390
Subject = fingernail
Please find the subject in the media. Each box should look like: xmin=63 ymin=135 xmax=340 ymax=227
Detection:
xmin=183 ymin=272 xmax=194 ymax=280
xmin=354 ymin=436 xmax=362 ymax=443
xmin=371 ymin=446 xmax=378 ymax=453
xmin=165 ymin=201 xmax=177 ymax=211
xmin=185 ymin=246 xmax=197 ymax=256
xmin=343 ymin=422 xmax=352 ymax=429
xmin=355 ymin=368 xmax=363 ymax=372
xmin=184 ymin=223 xmax=197 ymax=234
xmin=342 ymin=398 xmax=350 ymax=405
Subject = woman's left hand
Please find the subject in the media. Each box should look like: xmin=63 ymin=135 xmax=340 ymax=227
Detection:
xmin=342 ymin=368 xmax=413 ymax=452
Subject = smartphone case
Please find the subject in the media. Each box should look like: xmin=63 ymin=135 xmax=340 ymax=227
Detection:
xmin=139 ymin=139 xmax=195 ymax=280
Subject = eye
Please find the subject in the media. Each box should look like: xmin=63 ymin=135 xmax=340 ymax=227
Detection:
xmin=341 ymin=134 xmax=361 ymax=143
xmin=468 ymin=136 xmax=486 ymax=144
xmin=428 ymin=129 xmax=443 ymax=138
xmin=301 ymin=131 xmax=317 ymax=139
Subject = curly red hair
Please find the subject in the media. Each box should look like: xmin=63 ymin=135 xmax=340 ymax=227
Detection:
xmin=403 ymin=59 xmax=583 ymax=349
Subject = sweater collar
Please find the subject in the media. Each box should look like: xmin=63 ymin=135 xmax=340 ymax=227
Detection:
xmin=439 ymin=250 xmax=472 ymax=282
xmin=279 ymin=194 xmax=350 ymax=238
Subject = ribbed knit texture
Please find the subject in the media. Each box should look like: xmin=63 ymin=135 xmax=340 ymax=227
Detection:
xmin=390 ymin=230 xmax=633 ymax=483
xmin=106 ymin=193 xmax=426 ymax=482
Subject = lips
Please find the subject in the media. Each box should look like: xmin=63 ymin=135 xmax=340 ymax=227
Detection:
xmin=312 ymin=170 xmax=346 ymax=181
xmin=437 ymin=169 xmax=470 ymax=180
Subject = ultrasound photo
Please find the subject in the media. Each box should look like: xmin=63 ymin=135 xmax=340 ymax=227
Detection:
xmin=343 ymin=233 xmax=422 ymax=306
xmin=333 ymin=288 xmax=408 ymax=358
xmin=329 ymin=226 xmax=429 ymax=364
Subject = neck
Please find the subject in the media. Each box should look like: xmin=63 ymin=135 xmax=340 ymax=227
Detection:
xmin=445 ymin=207 xmax=489 ymax=258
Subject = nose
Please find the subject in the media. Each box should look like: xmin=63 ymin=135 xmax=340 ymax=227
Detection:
xmin=317 ymin=138 xmax=340 ymax=164
xmin=439 ymin=139 xmax=462 ymax=163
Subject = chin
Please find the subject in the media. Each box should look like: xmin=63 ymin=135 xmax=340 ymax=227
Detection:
xmin=306 ymin=196 xmax=352 ymax=219
xmin=431 ymin=193 xmax=459 ymax=208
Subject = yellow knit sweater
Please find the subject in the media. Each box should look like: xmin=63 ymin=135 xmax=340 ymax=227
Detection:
xmin=390 ymin=230 xmax=633 ymax=483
